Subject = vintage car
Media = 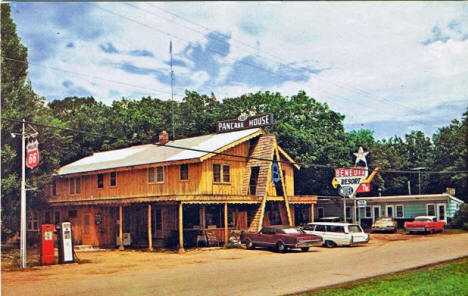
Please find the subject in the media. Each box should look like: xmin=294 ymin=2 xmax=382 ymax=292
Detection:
xmin=241 ymin=225 xmax=322 ymax=252
xmin=371 ymin=217 xmax=398 ymax=233
xmin=404 ymin=216 xmax=446 ymax=234
xmin=302 ymin=222 xmax=369 ymax=248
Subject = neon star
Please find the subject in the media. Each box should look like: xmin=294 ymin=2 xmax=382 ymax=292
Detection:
xmin=354 ymin=146 xmax=369 ymax=167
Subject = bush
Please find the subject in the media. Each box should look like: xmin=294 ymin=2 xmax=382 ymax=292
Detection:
xmin=448 ymin=204 xmax=468 ymax=229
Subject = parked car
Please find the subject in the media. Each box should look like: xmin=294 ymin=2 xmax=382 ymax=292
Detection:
xmin=240 ymin=225 xmax=322 ymax=252
xmin=302 ymin=222 xmax=369 ymax=248
xmin=371 ymin=217 xmax=398 ymax=233
xmin=404 ymin=216 xmax=446 ymax=234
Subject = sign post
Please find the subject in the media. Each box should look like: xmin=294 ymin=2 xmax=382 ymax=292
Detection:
xmin=335 ymin=167 xmax=366 ymax=222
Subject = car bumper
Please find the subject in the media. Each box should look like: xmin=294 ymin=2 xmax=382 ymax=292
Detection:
xmin=292 ymin=240 xmax=323 ymax=248
xmin=371 ymin=227 xmax=396 ymax=232
xmin=405 ymin=228 xmax=426 ymax=232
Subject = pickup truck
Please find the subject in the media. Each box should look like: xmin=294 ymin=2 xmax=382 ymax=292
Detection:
xmin=241 ymin=225 xmax=322 ymax=252
xmin=404 ymin=216 xmax=446 ymax=234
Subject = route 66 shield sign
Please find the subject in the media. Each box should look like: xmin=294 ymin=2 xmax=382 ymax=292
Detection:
xmin=26 ymin=139 xmax=39 ymax=169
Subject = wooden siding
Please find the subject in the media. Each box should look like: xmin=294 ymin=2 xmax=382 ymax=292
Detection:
xmin=48 ymin=137 xmax=296 ymax=204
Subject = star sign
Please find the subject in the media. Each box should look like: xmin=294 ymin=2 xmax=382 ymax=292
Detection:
xmin=354 ymin=146 xmax=369 ymax=167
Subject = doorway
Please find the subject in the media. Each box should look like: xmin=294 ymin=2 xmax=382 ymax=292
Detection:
xmin=437 ymin=204 xmax=446 ymax=222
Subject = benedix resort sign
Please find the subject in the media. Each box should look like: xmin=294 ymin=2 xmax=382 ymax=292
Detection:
xmin=217 ymin=114 xmax=274 ymax=133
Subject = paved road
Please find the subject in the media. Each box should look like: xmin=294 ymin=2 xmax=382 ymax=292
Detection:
xmin=3 ymin=233 xmax=468 ymax=296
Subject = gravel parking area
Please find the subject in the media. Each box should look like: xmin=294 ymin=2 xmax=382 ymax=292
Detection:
xmin=2 ymin=232 xmax=468 ymax=296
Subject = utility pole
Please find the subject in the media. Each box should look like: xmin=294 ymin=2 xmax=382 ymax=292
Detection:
xmin=20 ymin=119 xmax=27 ymax=269
xmin=11 ymin=119 xmax=38 ymax=269
xmin=170 ymin=40 xmax=175 ymax=140
xmin=411 ymin=167 xmax=426 ymax=195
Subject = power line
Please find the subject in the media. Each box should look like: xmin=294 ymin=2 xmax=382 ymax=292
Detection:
xmin=143 ymin=3 xmax=430 ymax=119
xmin=3 ymin=117 xmax=466 ymax=175
xmin=2 ymin=57 xmax=182 ymax=99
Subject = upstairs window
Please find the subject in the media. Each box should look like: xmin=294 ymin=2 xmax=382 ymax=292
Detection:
xmin=110 ymin=172 xmax=117 ymax=186
xmin=180 ymin=164 xmax=189 ymax=180
xmin=156 ymin=167 xmax=164 ymax=183
xmin=69 ymin=177 xmax=81 ymax=194
xmin=97 ymin=174 xmax=104 ymax=188
xmin=148 ymin=167 xmax=155 ymax=183
xmin=213 ymin=164 xmax=230 ymax=183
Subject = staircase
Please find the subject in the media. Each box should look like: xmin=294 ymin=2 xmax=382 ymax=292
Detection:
xmin=248 ymin=199 xmax=267 ymax=232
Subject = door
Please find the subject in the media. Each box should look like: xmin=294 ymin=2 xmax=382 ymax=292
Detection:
xmin=437 ymin=204 xmax=446 ymax=222
xmin=82 ymin=213 xmax=92 ymax=245
xmin=386 ymin=205 xmax=394 ymax=217
xmin=372 ymin=206 xmax=381 ymax=222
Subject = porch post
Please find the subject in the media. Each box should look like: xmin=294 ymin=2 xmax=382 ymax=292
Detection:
xmin=310 ymin=204 xmax=315 ymax=222
xmin=178 ymin=202 xmax=185 ymax=253
xmin=224 ymin=203 xmax=228 ymax=246
xmin=119 ymin=205 xmax=124 ymax=250
xmin=147 ymin=204 xmax=153 ymax=251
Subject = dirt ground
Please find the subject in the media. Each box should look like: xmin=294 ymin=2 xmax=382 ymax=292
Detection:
xmin=2 ymin=231 xmax=468 ymax=296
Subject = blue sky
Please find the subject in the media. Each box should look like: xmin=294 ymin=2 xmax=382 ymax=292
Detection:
xmin=10 ymin=2 xmax=468 ymax=139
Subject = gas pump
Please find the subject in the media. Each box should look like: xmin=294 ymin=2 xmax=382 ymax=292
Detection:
xmin=40 ymin=224 xmax=55 ymax=265
xmin=57 ymin=222 xmax=74 ymax=263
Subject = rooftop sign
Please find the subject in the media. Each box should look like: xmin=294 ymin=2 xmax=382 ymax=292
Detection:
xmin=217 ymin=113 xmax=274 ymax=133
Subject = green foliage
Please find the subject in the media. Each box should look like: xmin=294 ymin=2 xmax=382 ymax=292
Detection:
xmin=296 ymin=257 xmax=468 ymax=296
xmin=448 ymin=204 xmax=468 ymax=229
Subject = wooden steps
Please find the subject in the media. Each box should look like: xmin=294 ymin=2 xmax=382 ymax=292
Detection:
xmin=248 ymin=199 xmax=267 ymax=232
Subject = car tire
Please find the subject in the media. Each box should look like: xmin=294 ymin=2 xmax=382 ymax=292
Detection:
xmin=301 ymin=247 xmax=310 ymax=252
xmin=245 ymin=239 xmax=255 ymax=250
xmin=276 ymin=241 xmax=286 ymax=253
xmin=324 ymin=240 xmax=336 ymax=248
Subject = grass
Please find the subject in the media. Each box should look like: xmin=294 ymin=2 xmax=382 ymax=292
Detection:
xmin=293 ymin=257 xmax=468 ymax=296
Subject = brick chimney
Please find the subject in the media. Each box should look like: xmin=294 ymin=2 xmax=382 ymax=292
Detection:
xmin=158 ymin=131 xmax=169 ymax=145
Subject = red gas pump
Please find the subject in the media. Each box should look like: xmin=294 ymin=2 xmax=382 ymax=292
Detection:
xmin=40 ymin=224 xmax=55 ymax=265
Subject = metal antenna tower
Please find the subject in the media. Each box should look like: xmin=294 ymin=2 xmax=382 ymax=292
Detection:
xmin=170 ymin=40 xmax=175 ymax=140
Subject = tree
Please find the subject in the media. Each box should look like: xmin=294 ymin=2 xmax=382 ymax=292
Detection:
xmin=1 ymin=4 xmax=69 ymax=239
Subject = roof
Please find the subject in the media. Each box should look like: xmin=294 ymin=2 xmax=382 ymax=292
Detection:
xmin=58 ymin=128 xmax=263 ymax=176
xmin=306 ymin=222 xmax=360 ymax=226
xmin=356 ymin=193 xmax=464 ymax=203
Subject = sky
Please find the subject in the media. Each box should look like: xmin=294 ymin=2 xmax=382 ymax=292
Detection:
xmin=9 ymin=2 xmax=468 ymax=139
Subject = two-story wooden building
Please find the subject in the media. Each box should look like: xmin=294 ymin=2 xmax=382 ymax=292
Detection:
xmin=43 ymin=128 xmax=316 ymax=251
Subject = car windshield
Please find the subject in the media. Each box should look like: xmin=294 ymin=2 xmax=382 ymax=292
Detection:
xmin=415 ymin=218 xmax=431 ymax=222
xmin=348 ymin=225 xmax=362 ymax=233
xmin=280 ymin=228 xmax=303 ymax=234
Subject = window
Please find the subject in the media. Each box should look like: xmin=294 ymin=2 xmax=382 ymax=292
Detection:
xmin=315 ymin=225 xmax=326 ymax=232
xmin=396 ymin=205 xmax=404 ymax=218
xmin=223 ymin=165 xmax=230 ymax=183
xmin=148 ymin=167 xmax=155 ymax=183
xmin=317 ymin=207 xmax=325 ymax=219
xmin=76 ymin=177 xmax=81 ymax=194
xmin=346 ymin=206 xmax=351 ymax=218
xmin=45 ymin=211 xmax=51 ymax=224
xmin=386 ymin=205 xmax=394 ymax=217
xmin=68 ymin=210 xmax=77 ymax=218
xmin=427 ymin=204 xmax=435 ymax=216
xmin=69 ymin=177 xmax=81 ymax=194
xmin=249 ymin=166 xmax=260 ymax=194
xmin=54 ymin=211 xmax=60 ymax=225
xmin=365 ymin=206 xmax=371 ymax=218
xmin=97 ymin=174 xmax=104 ymax=188
xmin=110 ymin=172 xmax=116 ymax=186
xmin=180 ymin=164 xmax=189 ymax=180
xmin=213 ymin=164 xmax=221 ymax=182
xmin=373 ymin=206 xmax=381 ymax=219
xmin=328 ymin=226 xmax=345 ymax=233
xmin=52 ymin=180 xmax=57 ymax=196
xmin=156 ymin=167 xmax=164 ymax=183
xmin=213 ymin=164 xmax=230 ymax=183
xmin=27 ymin=212 xmax=39 ymax=231
xmin=206 ymin=206 xmax=222 ymax=228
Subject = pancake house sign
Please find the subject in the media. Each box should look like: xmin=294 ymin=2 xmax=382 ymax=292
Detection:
xmin=217 ymin=114 xmax=274 ymax=133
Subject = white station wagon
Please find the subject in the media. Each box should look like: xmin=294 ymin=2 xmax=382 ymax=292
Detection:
xmin=302 ymin=222 xmax=369 ymax=248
